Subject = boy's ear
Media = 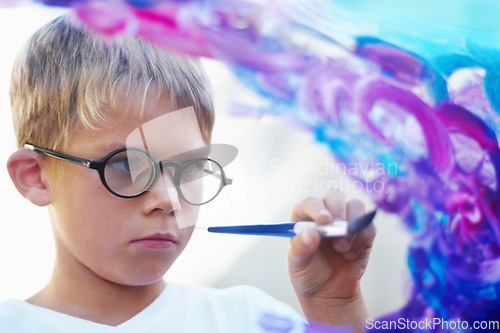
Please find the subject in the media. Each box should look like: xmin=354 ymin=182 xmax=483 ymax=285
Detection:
xmin=7 ymin=149 xmax=52 ymax=207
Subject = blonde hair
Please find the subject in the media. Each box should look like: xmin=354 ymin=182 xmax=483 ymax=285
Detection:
xmin=10 ymin=14 xmax=214 ymax=151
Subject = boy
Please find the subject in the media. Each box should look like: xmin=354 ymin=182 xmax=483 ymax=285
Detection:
xmin=1 ymin=14 xmax=375 ymax=333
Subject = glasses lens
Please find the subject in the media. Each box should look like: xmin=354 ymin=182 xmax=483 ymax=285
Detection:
xmin=180 ymin=159 xmax=223 ymax=205
xmin=104 ymin=150 xmax=155 ymax=196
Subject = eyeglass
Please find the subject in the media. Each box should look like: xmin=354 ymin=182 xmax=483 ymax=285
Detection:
xmin=24 ymin=143 xmax=233 ymax=206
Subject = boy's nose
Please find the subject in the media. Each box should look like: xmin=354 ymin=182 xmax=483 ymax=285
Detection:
xmin=143 ymin=166 xmax=182 ymax=214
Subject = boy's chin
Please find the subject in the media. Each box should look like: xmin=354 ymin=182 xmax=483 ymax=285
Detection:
xmin=104 ymin=263 xmax=173 ymax=287
xmin=114 ymin=272 xmax=168 ymax=288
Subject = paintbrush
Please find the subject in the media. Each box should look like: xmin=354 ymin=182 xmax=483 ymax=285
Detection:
xmin=207 ymin=210 xmax=376 ymax=238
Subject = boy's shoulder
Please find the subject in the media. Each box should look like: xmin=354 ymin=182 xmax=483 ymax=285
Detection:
xmin=0 ymin=298 xmax=25 ymax=332
xmin=0 ymin=298 xmax=106 ymax=333
xmin=0 ymin=284 xmax=305 ymax=333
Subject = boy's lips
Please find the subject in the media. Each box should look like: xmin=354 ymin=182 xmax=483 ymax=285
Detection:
xmin=131 ymin=233 xmax=177 ymax=249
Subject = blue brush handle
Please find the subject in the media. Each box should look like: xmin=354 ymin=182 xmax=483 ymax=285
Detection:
xmin=206 ymin=210 xmax=377 ymax=238
xmin=207 ymin=223 xmax=296 ymax=237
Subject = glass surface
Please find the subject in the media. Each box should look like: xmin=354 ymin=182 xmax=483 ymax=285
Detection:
xmin=105 ymin=149 xmax=156 ymax=197
xmin=179 ymin=159 xmax=223 ymax=205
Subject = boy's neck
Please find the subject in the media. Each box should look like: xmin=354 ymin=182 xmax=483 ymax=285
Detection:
xmin=26 ymin=258 xmax=166 ymax=327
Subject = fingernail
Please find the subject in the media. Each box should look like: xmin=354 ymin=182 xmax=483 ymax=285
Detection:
xmin=327 ymin=188 xmax=340 ymax=194
xmin=319 ymin=210 xmax=332 ymax=219
xmin=336 ymin=239 xmax=349 ymax=251
xmin=301 ymin=230 xmax=315 ymax=246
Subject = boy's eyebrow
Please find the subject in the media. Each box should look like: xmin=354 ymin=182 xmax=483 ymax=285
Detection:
xmin=162 ymin=146 xmax=210 ymax=162
xmin=94 ymin=142 xmax=125 ymax=156
xmin=168 ymin=144 xmax=238 ymax=167
xmin=96 ymin=141 xmax=211 ymax=161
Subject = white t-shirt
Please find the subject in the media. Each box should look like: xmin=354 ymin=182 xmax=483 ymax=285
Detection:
xmin=0 ymin=283 xmax=306 ymax=333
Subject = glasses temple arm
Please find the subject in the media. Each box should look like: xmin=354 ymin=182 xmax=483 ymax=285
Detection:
xmin=203 ymin=168 xmax=233 ymax=185
xmin=24 ymin=144 xmax=93 ymax=168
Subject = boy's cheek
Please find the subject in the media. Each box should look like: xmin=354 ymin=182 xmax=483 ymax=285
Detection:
xmin=172 ymin=204 xmax=201 ymax=229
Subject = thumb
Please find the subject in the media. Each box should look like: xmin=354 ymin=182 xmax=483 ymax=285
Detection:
xmin=287 ymin=229 xmax=321 ymax=272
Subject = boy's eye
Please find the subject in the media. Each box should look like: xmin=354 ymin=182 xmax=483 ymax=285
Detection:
xmin=104 ymin=151 xmax=155 ymax=194
xmin=108 ymin=157 xmax=148 ymax=173
xmin=107 ymin=157 xmax=131 ymax=173
xmin=183 ymin=160 xmax=206 ymax=175
xmin=107 ymin=152 xmax=151 ymax=174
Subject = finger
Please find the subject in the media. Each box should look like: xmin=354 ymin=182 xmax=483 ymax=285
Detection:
xmin=322 ymin=188 xmax=346 ymax=222
xmin=346 ymin=198 xmax=366 ymax=221
xmin=342 ymin=222 xmax=376 ymax=260
xmin=290 ymin=196 xmax=332 ymax=223
xmin=287 ymin=229 xmax=321 ymax=272
xmin=333 ymin=198 xmax=365 ymax=253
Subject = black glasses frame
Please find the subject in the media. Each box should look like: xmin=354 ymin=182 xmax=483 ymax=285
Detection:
xmin=24 ymin=143 xmax=233 ymax=206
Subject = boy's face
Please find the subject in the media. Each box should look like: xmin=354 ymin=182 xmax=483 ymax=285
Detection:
xmin=47 ymin=96 xmax=205 ymax=286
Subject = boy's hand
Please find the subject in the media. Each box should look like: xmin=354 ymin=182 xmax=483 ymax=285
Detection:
xmin=287 ymin=189 xmax=376 ymax=332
